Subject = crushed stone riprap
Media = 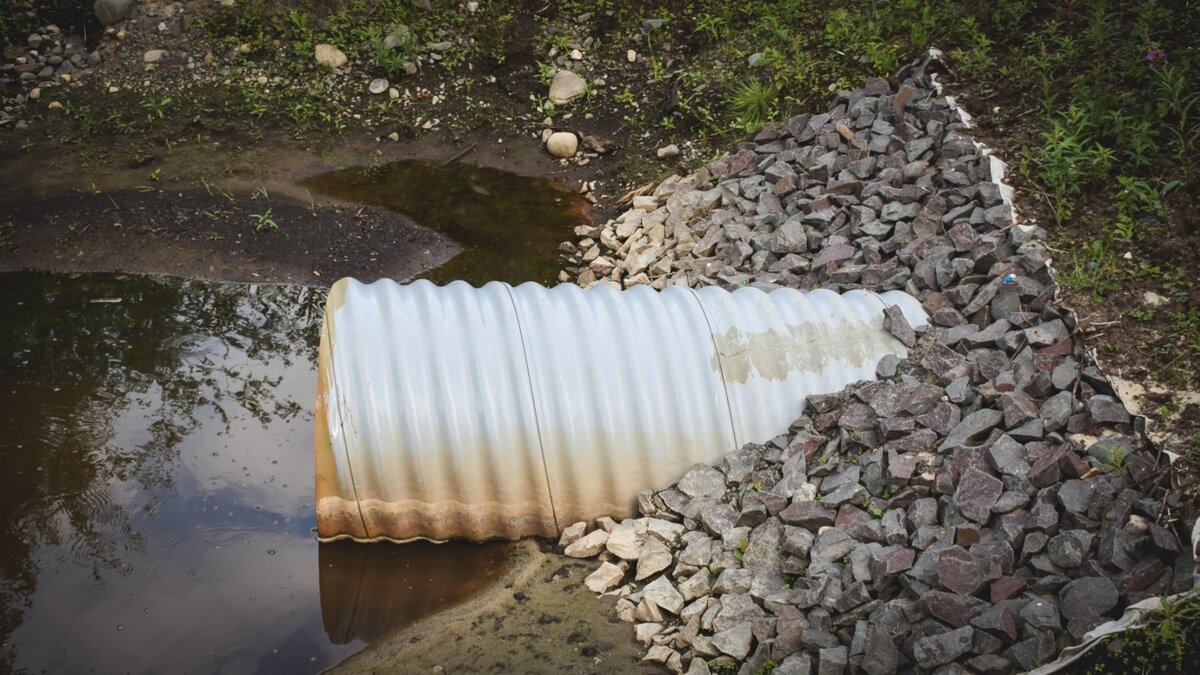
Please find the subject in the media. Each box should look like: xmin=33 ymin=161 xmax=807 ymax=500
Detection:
xmin=559 ymin=53 xmax=1188 ymax=675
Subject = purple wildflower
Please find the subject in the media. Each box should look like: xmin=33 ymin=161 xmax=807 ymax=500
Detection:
xmin=1146 ymin=48 xmax=1168 ymax=66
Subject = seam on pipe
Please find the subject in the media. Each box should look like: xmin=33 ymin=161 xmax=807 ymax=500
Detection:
xmin=684 ymin=286 xmax=742 ymax=450
xmin=501 ymin=282 xmax=561 ymax=535
xmin=324 ymin=300 xmax=371 ymax=539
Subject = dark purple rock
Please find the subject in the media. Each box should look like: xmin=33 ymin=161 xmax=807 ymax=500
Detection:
xmin=1102 ymin=489 xmax=1138 ymax=532
xmin=887 ymin=452 xmax=920 ymax=484
xmin=1001 ymin=392 xmax=1039 ymax=429
xmin=1066 ymin=616 xmax=1106 ymax=640
xmin=917 ymin=402 xmax=960 ymax=434
xmin=900 ymin=383 xmax=945 ymax=416
xmin=947 ymin=222 xmax=980 ymax=251
xmin=840 ymin=403 xmax=878 ymax=431
xmin=1057 ymin=479 xmax=1092 ymax=513
xmin=969 ymin=655 xmax=1012 ymax=674
xmin=1019 ymin=597 xmax=1062 ymax=630
xmin=875 ymin=353 xmax=902 ymax=378
xmin=990 ymin=576 xmax=1025 ymax=603
xmin=921 ymin=343 xmax=967 ymax=381
xmin=1059 ymin=576 xmax=1119 ymax=620
xmin=860 ymin=625 xmax=901 ymax=675
xmin=808 ymin=394 xmax=842 ymax=414
xmin=972 ymin=541 xmax=1016 ymax=575
xmin=953 ymin=468 xmax=1004 ymax=523
xmin=907 ymin=498 xmax=938 ymax=528
xmin=1047 ymin=530 xmax=1093 ymax=569
xmin=700 ymin=502 xmax=738 ymax=539
xmin=997 ymin=511 xmax=1036 ymax=544
xmin=1024 ymin=320 xmax=1069 ymax=346
xmin=973 ymin=627 xmax=1007 ymax=656
xmin=1127 ymin=452 xmax=1160 ymax=484
xmin=1118 ymin=558 xmax=1165 ymax=594
xmin=952 ymin=446 xmax=991 ymax=477
xmin=820 ymin=482 xmax=869 ymax=507
xmin=831 ymin=580 xmax=872 ymax=614
xmin=813 ymin=243 xmax=856 ymax=267
xmin=912 ymin=625 xmax=973 ymax=668
xmin=971 ymin=603 xmax=1020 ymax=642
xmin=987 ymin=435 xmax=1029 ymax=477
xmin=801 ymin=628 xmax=841 ymax=650
xmin=782 ymin=525 xmax=815 ymax=558
xmin=817 ymin=645 xmax=848 ymax=675
xmin=1149 ymin=523 xmax=1182 ymax=553
xmin=1039 ymin=390 xmax=1073 ymax=432
xmin=811 ymin=529 xmax=856 ymax=565
xmin=1087 ymin=395 xmax=1131 ymax=426
xmin=878 ymin=415 xmax=916 ymax=440
xmin=1028 ymin=444 xmax=1066 ymax=489
xmin=938 ymin=546 xmax=984 ymax=595
xmin=1009 ymin=417 xmax=1045 ymax=442
xmin=882 ymin=304 xmax=917 ymax=347
xmin=870 ymin=545 xmax=915 ymax=578
xmin=1095 ymin=531 xmax=1138 ymax=571
xmin=939 ymin=408 xmax=1004 ymax=452
xmin=1010 ymin=630 xmax=1057 ymax=671
xmin=925 ymin=590 xmax=988 ymax=627
xmin=945 ymin=376 xmax=974 ymax=404
xmin=780 ymin=501 xmax=837 ymax=530
xmin=836 ymin=505 xmax=884 ymax=543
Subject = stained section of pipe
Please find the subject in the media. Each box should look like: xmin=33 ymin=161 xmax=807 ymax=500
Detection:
xmin=316 ymin=278 xmax=926 ymax=543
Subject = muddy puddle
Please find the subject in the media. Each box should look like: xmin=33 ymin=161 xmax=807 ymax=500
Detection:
xmin=302 ymin=159 xmax=589 ymax=286
xmin=0 ymin=272 xmax=512 ymax=674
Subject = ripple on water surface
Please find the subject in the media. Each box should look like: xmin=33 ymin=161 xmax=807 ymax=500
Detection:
xmin=0 ymin=272 xmax=512 ymax=674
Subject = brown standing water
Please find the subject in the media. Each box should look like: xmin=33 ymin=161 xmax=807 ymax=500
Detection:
xmin=302 ymin=159 xmax=588 ymax=286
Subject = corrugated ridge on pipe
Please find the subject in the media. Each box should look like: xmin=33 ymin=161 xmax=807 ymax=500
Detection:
xmin=316 ymin=278 xmax=927 ymax=543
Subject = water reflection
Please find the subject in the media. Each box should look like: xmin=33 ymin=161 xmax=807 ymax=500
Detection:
xmin=302 ymin=159 xmax=589 ymax=286
xmin=319 ymin=540 xmax=510 ymax=644
xmin=0 ymin=272 xmax=510 ymax=674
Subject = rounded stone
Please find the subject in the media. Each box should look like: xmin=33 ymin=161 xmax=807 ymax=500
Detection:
xmin=548 ymin=69 xmax=587 ymax=105
xmin=368 ymin=78 xmax=389 ymax=95
xmin=94 ymin=0 xmax=135 ymax=26
xmin=314 ymin=43 xmax=348 ymax=69
xmin=545 ymin=131 xmax=578 ymax=158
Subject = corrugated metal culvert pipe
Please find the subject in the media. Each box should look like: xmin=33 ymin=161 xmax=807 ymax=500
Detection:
xmin=315 ymin=278 xmax=927 ymax=543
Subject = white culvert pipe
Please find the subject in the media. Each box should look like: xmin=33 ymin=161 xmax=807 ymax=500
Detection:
xmin=315 ymin=278 xmax=927 ymax=543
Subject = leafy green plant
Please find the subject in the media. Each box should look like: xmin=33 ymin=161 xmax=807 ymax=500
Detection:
xmin=755 ymin=660 xmax=778 ymax=675
xmin=733 ymin=537 xmax=748 ymax=561
xmin=729 ymin=81 xmax=779 ymax=132
xmin=1059 ymin=239 xmax=1119 ymax=299
xmin=1115 ymin=594 xmax=1200 ymax=672
xmin=1128 ymin=307 xmax=1156 ymax=322
xmin=1036 ymin=103 xmax=1115 ymax=223
xmin=695 ymin=12 xmax=729 ymax=42
xmin=86 ymin=182 xmax=119 ymax=210
xmin=250 ymin=208 xmax=278 ymax=233
xmin=286 ymin=10 xmax=316 ymax=56
xmin=951 ymin=18 xmax=996 ymax=84
xmin=1152 ymin=64 xmax=1199 ymax=162
xmin=1116 ymin=176 xmax=1165 ymax=218
xmin=370 ymin=24 xmax=420 ymax=74
xmin=1105 ymin=444 xmax=1131 ymax=484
